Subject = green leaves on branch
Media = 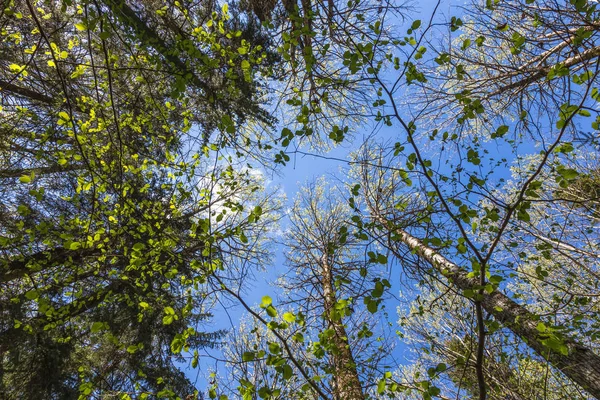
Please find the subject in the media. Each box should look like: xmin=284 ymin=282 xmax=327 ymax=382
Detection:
xmin=536 ymin=322 xmax=569 ymax=356
xmin=260 ymin=296 xmax=277 ymax=318
xmin=163 ymin=306 xmax=178 ymax=325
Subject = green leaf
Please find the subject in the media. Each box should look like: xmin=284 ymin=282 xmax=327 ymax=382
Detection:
xmin=260 ymin=296 xmax=272 ymax=307
xmin=542 ymin=336 xmax=569 ymax=356
xmin=19 ymin=175 xmax=31 ymax=183
xmin=268 ymin=341 xmax=280 ymax=354
xmin=282 ymin=312 xmax=295 ymax=322
xmin=164 ymin=306 xmax=175 ymax=315
xmin=242 ymin=351 xmax=255 ymax=361
xmin=282 ymin=364 xmax=293 ymax=380
xmin=555 ymin=142 xmax=574 ymax=154
xmin=461 ymin=38 xmax=471 ymax=50
xmin=366 ymin=299 xmax=378 ymax=313
xmin=25 ymin=290 xmax=39 ymax=300
xmin=91 ymin=321 xmax=104 ymax=333
xmin=70 ymin=64 xmax=87 ymax=79
xmin=265 ymin=305 xmax=277 ymax=318
xmin=371 ymin=281 xmax=384 ymax=298
xmin=467 ymin=149 xmax=481 ymax=165
xmin=558 ymin=167 xmax=579 ymax=180
xmin=492 ymin=125 xmax=509 ymax=138
xmin=9 ymin=63 xmax=23 ymax=73
xmin=126 ymin=345 xmax=138 ymax=354
xmin=517 ymin=209 xmax=530 ymax=222
xmin=377 ymin=379 xmax=386 ymax=394
xmin=171 ymin=336 xmax=184 ymax=354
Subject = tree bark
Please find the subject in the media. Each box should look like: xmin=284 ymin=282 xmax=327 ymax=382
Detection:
xmin=320 ymin=255 xmax=365 ymax=400
xmin=488 ymin=45 xmax=600 ymax=98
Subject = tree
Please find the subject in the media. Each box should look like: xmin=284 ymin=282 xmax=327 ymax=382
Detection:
xmin=0 ymin=0 xmax=277 ymax=397
xmin=281 ymin=181 xmax=367 ymax=400
xmin=216 ymin=180 xmax=398 ymax=400
xmin=346 ymin=0 xmax=600 ymax=396
xmin=355 ymin=144 xmax=600 ymax=397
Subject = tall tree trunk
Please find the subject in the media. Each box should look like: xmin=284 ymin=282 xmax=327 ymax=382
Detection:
xmin=375 ymin=215 xmax=600 ymax=399
xmin=320 ymin=255 xmax=365 ymax=400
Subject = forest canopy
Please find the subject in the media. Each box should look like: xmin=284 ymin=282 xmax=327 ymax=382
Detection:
xmin=0 ymin=0 xmax=599 ymax=399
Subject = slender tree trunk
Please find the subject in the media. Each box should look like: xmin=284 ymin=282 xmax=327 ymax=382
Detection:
xmin=376 ymin=217 xmax=600 ymax=399
xmin=320 ymin=255 xmax=365 ymax=400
